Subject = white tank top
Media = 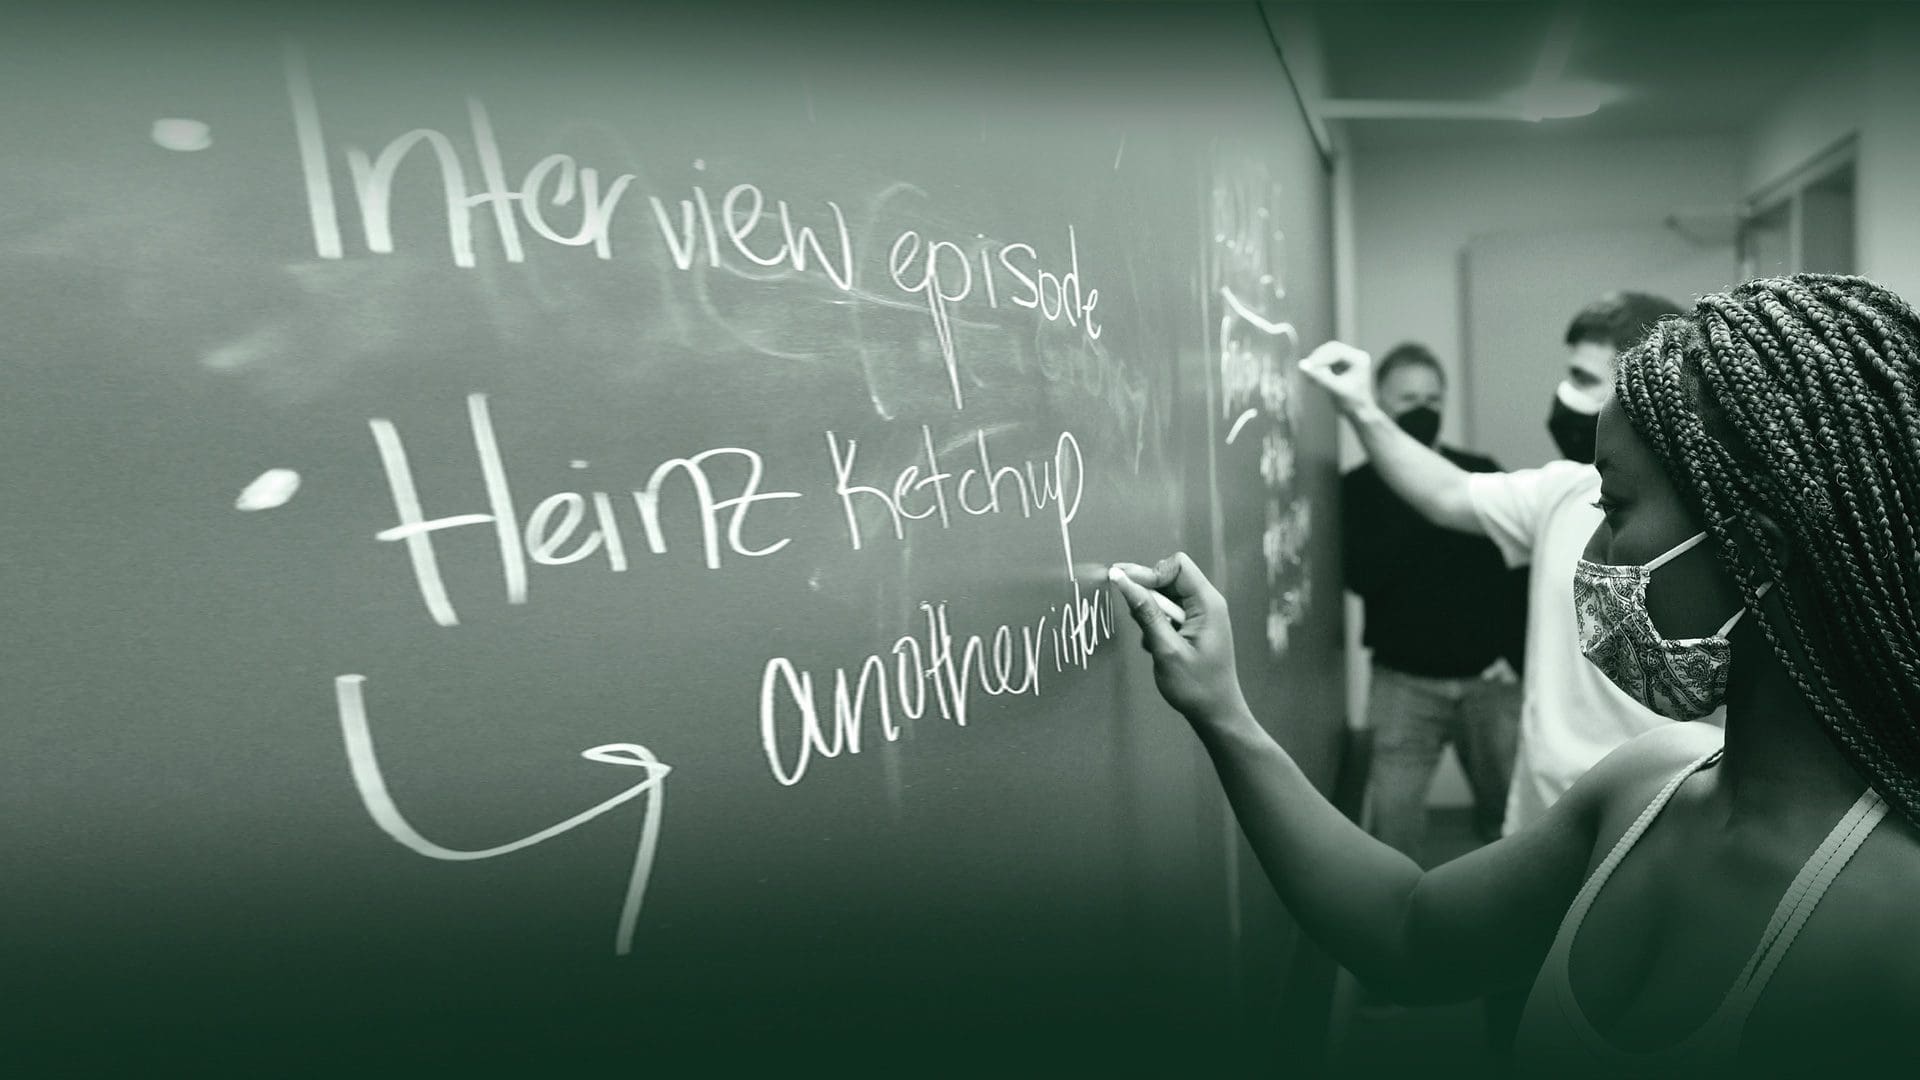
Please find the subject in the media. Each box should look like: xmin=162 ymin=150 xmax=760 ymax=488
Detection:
xmin=1511 ymin=748 xmax=1888 ymax=1077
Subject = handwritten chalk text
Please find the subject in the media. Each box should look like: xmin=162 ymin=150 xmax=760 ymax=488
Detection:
xmin=286 ymin=46 xmax=1110 ymax=414
xmin=826 ymin=424 xmax=1084 ymax=580
xmin=759 ymin=585 xmax=1113 ymax=786
xmin=369 ymin=394 xmax=801 ymax=627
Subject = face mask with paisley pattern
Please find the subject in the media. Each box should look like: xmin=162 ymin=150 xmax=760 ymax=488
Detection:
xmin=1574 ymin=532 xmax=1771 ymax=721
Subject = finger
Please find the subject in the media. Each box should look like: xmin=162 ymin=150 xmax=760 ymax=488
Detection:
xmin=1154 ymin=551 xmax=1221 ymax=613
xmin=1305 ymin=339 xmax=1367 ymax=366
xmin=1117 ymin=554 xmax=1218 ymax=626
xmin=1111 ymin=559 xmax=1174 ymax=589
xmin=1301 ymin=340 xmax=1368 ymax=379
xmin=1298 ymin=355 xmax=1345 ymax=389
xmin=1107 ymin=565 xmax=1184 ymax=655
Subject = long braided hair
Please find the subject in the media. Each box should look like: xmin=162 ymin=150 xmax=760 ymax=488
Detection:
xmin=1615 ymin=273 xmax=1920 ymax=826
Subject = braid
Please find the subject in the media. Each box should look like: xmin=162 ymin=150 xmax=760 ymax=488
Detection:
xmin=1758 ymin=285 xmax=1920 ymax=689
xmin=1614 ymin=273 xmax=1920 ymax=826
xmin=1622 ymin=305 xmax=1868 ymax=753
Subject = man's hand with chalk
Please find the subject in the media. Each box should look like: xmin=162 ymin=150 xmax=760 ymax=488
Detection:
xmin=1298 ymin=340 xmax=1378 ymax=420
xmin=1108 ymin=553 xmax=1250 ymax=725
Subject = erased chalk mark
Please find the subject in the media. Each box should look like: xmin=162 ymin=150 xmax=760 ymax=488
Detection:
xmin=937 ymin=421 xmax=1020 ymax=456
xmin=202 ymin=342 xmax=251 ymax=370
xmin=151 ymin=117 xmax=212 ymax=152
xmin=235 ymin=468 xmax=301 ymax=510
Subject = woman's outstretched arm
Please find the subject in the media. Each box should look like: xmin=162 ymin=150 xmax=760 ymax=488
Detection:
xmin=1110 ymin=554 xmax=1618 ymax=1003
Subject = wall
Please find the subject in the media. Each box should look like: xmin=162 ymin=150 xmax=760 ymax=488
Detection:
xmin=1462 ymin=224 xmax=1739 ymax=470
xmin=1349 ymin=133 xmax=1746 ymax=428
xmin=1743 ymin=31 xmax=1870 ymax=199
xmin=1742 ymin=14 xmax=1920 ymax=299
xmin=1858 ymin=22 xmax=1920 ymax=299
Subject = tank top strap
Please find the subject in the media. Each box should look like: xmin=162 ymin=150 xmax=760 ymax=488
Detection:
xmin=1715 ymin=783 xmax=1889 ymax=1022
xmin=1558 ymin=746 xmax=1725 ymax=936
xmin=1518 ymin=754 xmax=1889 ymax=1074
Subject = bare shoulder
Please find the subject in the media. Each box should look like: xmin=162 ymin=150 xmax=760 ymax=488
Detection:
xmin=1562 ymin=722 xmax=1724 ymax=838
xmin=1575 ymin=721 xmax=1720 ymax=793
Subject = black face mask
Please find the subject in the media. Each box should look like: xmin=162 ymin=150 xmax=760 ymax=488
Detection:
xmin=1393 ymin=404 xmax=1442 ymax=446
xmin=1547 ymin=394 xmax=1598 ymax=464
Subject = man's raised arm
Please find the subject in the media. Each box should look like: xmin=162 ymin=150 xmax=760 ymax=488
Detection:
xmin=1301 ymin=342 xmax=1485 ymax=535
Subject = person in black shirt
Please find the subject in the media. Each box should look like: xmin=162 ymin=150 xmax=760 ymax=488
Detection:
xmin=1343 ymin=343 xmax=1526 ymax=865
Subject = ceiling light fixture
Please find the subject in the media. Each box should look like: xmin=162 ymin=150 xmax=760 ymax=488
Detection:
xmin=1315 ymin=1 xmax=1620 ymax=125
xmin=1513 ymin=78 xmax=1624 ymax=122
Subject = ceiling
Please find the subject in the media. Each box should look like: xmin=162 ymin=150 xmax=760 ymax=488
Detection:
xmin=1292 ymin=1 xmax=1878 ymax=149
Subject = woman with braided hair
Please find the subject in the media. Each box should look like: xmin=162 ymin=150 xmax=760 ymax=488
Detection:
xmin=1109 ymin=274 xmax=1920 ymax=1076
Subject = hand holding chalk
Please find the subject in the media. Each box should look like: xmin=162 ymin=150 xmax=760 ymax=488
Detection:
xmin=1299 ymin=340 xmax=1377 ymax=417
xmin=1121 ymin=575 xmax=1187 ymax=627
xmin=1108 ymin=554 xmax=1249 ymax=723
xmin=1074 ymin=561 xmax=1182 ymax=625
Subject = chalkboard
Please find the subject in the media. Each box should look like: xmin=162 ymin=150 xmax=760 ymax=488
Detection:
xmin=1 ymin=2 xmax=1341 ymax=1072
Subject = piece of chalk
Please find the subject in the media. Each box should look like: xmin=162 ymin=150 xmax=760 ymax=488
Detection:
xmin=1106 ymin=566 xmax=1186 ymax=625
xmin=1149 ymin=590 xmax=1186 ymax=625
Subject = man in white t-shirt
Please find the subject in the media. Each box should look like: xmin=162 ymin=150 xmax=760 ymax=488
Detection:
xmin=1303 ymin=293 xmax=1697 ymax=837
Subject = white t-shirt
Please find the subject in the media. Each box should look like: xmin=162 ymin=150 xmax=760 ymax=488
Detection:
xmin=1466 ymin=461 xmax=1722 ymax=834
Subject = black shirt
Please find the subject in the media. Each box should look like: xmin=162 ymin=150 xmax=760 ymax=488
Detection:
xmin=1342 ymin=448 xmax=1529 ymax=679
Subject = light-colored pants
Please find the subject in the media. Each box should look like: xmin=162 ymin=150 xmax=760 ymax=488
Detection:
xmin=1365 ymin=663 xmax=1521 ymax=868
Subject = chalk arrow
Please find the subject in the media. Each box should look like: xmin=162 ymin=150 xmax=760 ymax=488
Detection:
xmin=333 ymin=674 xmax=669 ymax=955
